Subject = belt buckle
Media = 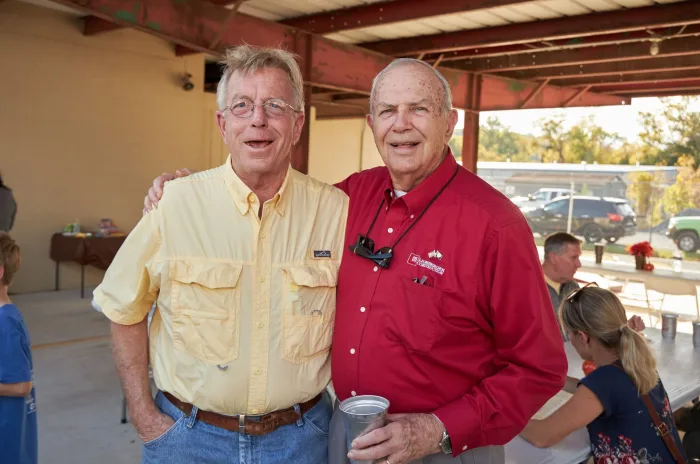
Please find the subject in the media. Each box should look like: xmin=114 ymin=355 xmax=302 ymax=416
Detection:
xmin=238 ymin=414 xmax=246 ymax=435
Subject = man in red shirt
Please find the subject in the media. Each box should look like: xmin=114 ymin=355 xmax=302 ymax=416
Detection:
xmin=144 ymin=58 xmax=567 ymax=464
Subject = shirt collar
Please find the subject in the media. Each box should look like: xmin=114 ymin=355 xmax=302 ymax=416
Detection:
xmin=222 ymin=154 xmax=291 ymax=217
xmin=543 ymin=273 xmax=562 ymax=295
xmin=386 ymin=150 xmax=458 ymax=214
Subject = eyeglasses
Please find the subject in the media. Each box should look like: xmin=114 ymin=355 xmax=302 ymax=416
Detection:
xmin=349 ymin=234 xmax=394 ymax=269
xmin=565 ymin=281 xmax=599 ymax=302
xmin=224 ymin=98 xmax=300 ymax=119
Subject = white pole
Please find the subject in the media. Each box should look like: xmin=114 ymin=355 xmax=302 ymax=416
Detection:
xmin=567 ymin=175 xmax=575 ymax=234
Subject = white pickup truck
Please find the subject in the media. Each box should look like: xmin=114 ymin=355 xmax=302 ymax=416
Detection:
xmin=510 ymin=188 xmax=574 ymax=210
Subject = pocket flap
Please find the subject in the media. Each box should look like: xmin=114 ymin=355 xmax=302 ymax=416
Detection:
xmin=170 ymin=260 xmax=243 ymax=289
xmin=283 ymin=263 xmax=338 ymax=288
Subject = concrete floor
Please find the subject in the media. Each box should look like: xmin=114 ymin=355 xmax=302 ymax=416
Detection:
xmin=13 ymin=289 xmax=142 ymax=464
xmin=11 ymin=285 xmax=696 ymax=464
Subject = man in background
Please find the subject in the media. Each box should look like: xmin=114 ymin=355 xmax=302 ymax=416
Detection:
xmin=542 ymin=232 xmax=644 ymax=333
xmin=0 ymin=173 xmax=17 ymax=232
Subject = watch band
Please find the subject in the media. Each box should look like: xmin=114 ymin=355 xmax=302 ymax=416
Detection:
xmin=431 ymin=414 xmax=452 ymax=454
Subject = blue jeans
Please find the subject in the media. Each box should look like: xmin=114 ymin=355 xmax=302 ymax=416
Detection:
xmin=142 ymin=391 xmax=332 ymax=464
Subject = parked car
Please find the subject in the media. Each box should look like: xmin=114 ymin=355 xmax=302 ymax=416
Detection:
xmin=524 ymin=196 xmax=637 ymax=243
xmin=510 ymin=188 xmax=574 ymax=210
xmin=666 ymin=215 xmax=700 ymax=252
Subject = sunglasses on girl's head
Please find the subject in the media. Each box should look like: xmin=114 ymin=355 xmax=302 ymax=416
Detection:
xmin=565 ymin=281 xmax=599 ymax=302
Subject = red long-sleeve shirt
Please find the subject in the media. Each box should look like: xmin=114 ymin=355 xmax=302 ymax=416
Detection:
xmin=332 ymin=153 xmax=567 ymax=455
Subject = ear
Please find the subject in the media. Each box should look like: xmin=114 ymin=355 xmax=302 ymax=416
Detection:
xmin=0 ymin=265 xmax=4 ymax=283
xmin=292 ymin=110 xmax=306 ymax=145
xmin=445 ymin=109 xmax=459 ymax=141
xmin=579 ymin=331 xmax=591 ymax=345
xmin=366 ymin=113 xmax=374 ymax=129
xmin=215 ymin=111 xmax=227 ymax=140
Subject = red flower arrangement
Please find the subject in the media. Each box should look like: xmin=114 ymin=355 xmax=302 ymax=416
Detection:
xmin=627 ymin=241 xmax=653 ymax=257
xmin=628 ymin=241 xmax=654 ymax=271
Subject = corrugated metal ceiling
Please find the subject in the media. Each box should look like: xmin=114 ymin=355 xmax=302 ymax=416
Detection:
xmin=239 ymin=0 xmax=688 ymax=44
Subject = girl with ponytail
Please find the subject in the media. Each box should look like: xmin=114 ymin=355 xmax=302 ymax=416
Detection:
xmin=520 ymin=284 xmax=687 ymax=463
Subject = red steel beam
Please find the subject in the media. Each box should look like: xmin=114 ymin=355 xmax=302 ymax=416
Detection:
xmin=49 ymin=0 xmax=627 ymax=110
xmin=83 ymin=15 xmax=124 ymax=35
xmin=618 ymin=89 xmax=700 ymax=98
xmin=596 ymin=79 xmax=700 ymax=94
xmin=551 ymin=70 xmax=700 ymax=88
xmin=500 ymin=54 xmax=700 ymax=81
xmin=363 ymin=2 xmax=700 ymax=56
xmin=281 ymin=0 xmax=533 ymax=35
xmin=563 ymin=86 xmax=591 ymax=107
xmin=422 ymin=25 xmax=700 ymax=63
xmin=518 ymin=79 xmax=550 ymax=109
xmin=452 ymin=36 xmax=700 ymax=73
xmin=175 ymin=45 xmax=200 ymax=56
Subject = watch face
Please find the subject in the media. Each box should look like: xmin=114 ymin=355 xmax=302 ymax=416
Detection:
xmin=441 ymin=433 xmax=452 ymax=454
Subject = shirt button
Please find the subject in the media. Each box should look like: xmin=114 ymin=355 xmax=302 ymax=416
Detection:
xmin=373 ymin=266 xmax=378 ymax=272
xmin=350 ymin=348 xmax=356 ymax=354
xmin=257 ymin=322 xmax=264 ymax=328
xmin=259 ymin=276 xmax=265 ymax=282
xmin=462 ymin=446 xmax=468 ymax=451
xmin=388 ymin=228 xmax=394 ymax=233
xmin=351 ymin=391 xmax=356 ymax=396
xmin=255 ymin=368 xmax=262 ymax=375
xmin=410 ymin=214 xmax=415 ymax=219
xmin=252 ymin=409 xmax=259 ymax=414
xmin=260 ymin=232 xmax=266 ymax=238
xmin=360 ymin=307 xmax=366 ymax=313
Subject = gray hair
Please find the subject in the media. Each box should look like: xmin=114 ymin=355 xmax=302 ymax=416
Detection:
xmin=216 ymin=45 xmax=305 ymax=112
xmin=544 ymin=232 xmax=582 ymax=261
xmin=369 ymin=58 xmax=453 ymax=115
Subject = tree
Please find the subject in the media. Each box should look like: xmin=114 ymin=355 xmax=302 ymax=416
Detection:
xmin=480 ymin=116 xmax=519 ymax=159
xmin=659 ymin=155 xmax=698 ymax=217
xmin=627 ymin=171 xmax=655 ymax=217
xmin=639 ymin=96 xmax=700 ymax=167
xmin=559 ymin=116 xmax=626 ymax=165
xmin=535 ymin=114 xmax=567 ymax=163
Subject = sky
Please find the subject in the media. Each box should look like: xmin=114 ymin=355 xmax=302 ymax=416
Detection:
xmin=457 ymin=96 xmax=700 ymax=142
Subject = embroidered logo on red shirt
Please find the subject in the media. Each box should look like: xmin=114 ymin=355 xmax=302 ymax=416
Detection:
xmin=407 ymin=253 xmax=445 ymax=275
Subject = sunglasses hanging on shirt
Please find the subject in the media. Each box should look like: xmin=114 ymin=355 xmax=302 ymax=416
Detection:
xmin=349 ymin=166 xmax=459 ymax=269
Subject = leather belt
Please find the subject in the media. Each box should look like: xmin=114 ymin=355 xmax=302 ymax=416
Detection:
xmin=163 ymin=392 xmax=322 ymax=436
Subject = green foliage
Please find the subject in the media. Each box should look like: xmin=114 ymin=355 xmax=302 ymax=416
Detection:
xmin=627 ymin=171 xmax=655 ymax=216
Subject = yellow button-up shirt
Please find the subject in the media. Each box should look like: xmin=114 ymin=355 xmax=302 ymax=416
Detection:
xmin=94 ymin=156 xmax=349 ymax=415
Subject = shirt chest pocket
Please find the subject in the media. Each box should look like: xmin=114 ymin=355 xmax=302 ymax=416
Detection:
xmin=387 ymin=278 xmax=444 ymax=354
xmin=170 ymin=260 xmax=243 ymax=365
xmin=280 ymin=263 xmax=338 ymax=364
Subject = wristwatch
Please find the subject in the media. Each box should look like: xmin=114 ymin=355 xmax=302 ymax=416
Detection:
xmin=432 ymin=414 xmax=452 ymax=454
xmin=439 ymin=429 xmax=452 ymax=454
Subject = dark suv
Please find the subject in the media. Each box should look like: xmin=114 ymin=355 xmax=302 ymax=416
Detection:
xmin=523 ymin=196 xmax=637 ymax=243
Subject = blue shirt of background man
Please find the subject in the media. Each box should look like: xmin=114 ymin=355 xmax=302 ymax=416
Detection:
xmin=580 ymin=361 xmax=686 ymax=463
xmin=0 ymin=303 xmax=38 ymax=464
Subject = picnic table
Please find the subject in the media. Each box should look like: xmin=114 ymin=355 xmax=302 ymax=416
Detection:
xmin=504 ymin=327 xmax=700 ymax=464
xmin=50 ymin=233 xmax=126 ymax=298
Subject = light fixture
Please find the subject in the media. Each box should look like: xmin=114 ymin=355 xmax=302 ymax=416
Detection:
xmin=649 ymin=39 xmax=661 ymax=56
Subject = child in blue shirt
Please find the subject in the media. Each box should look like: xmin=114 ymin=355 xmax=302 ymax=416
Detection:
xmin=520 ymin=284 xmax=687 ymax=463
xmin=0 ymin=232 xmax=37 ymax=464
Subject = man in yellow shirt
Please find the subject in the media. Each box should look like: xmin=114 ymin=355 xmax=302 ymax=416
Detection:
xmin=94 ymin=46 xmax=348 ymax=464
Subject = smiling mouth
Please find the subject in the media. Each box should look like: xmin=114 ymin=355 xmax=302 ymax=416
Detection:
xmin=390 ymin=142 xmax=419 ymax=148
xmin=245 ymin=140 xmax=273 ymax=148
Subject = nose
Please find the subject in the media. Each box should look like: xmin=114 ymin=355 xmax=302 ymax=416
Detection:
xmin=575 ymin=258 xmax=581 ymax=269
xmin=392 ymin=108 xmax=411 ymax=132
xmin=250 ymin=104 xmax=267 ymax=128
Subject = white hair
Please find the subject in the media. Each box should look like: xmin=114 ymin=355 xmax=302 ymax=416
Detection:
xmin=369 ymin=58 xmax=453 ymax=115
xmin=215 ymin=45 xmax=305 ymax=112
